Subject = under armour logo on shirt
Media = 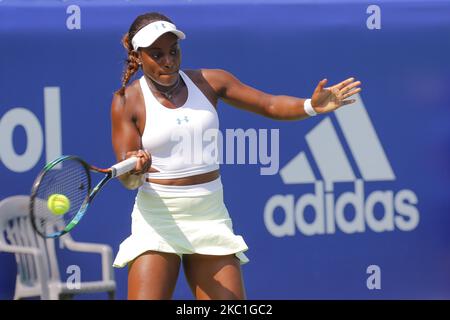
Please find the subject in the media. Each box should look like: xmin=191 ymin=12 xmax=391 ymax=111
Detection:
xmin=176 ymin=116 xmax=189 ymax=125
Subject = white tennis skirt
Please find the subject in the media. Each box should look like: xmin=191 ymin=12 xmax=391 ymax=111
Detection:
xmin=113 ymin=181 xmax=249 ymax=268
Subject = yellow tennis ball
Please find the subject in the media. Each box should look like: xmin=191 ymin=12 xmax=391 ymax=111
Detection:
xmin=47 ymin=194 xmax=71 ymax=215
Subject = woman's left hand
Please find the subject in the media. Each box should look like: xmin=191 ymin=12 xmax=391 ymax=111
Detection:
xmin=310 ymin=77 xmax=362 ymax=114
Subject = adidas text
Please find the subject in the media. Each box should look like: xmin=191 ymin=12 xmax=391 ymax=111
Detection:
xmin=264 ymin=180 xmax=419 ymax=236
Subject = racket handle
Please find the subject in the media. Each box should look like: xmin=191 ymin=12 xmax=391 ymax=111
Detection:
xmin=110 ymin=157 xmax=138 ymax=178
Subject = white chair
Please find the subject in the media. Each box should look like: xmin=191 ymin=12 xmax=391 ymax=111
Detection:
xmin=0 ymin=195 xmax=116 ymax=300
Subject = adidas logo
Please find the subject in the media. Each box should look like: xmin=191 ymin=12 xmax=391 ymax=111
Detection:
xmin=264 ymin=94 xmax=419 ymax=236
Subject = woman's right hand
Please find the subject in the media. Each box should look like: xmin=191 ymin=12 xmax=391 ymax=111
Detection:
xmin=118 ymin=149 xmax=151 ymax=190
xmin=125 ymin=149 xmax=152 ymax=175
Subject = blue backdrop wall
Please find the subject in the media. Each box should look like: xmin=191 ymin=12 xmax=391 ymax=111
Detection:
xmin=1 ymin=0 xmax=450 ymax=299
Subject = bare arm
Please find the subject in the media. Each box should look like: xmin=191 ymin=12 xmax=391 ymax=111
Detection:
xmin=111 ymin=92 xmax=150 ymax=190
xmin=202 ymin=69 xmax=361 ymax=120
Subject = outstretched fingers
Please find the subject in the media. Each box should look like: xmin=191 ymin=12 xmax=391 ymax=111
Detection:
xmin=334 ymin=77 xmax=355 ymax=90
xmin=340 ymin=87 xmax=362 ymax=106
xmin=314 ymin=78 xmax=328 ymax=93
xmin=342 ymin=87 xmax=362 ymax=100
xmin=341 ymin=80 xmax=361 ymax=94
xmin=341 ymin=98 xmax=357 ymax=106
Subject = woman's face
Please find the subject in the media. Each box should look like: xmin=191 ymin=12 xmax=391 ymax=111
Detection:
xmin=139 ymin=32 xmax=181 ymax=86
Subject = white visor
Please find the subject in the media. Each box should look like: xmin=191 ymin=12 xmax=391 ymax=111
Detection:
xmin=131 ymin=21 xmax=186 ymax=51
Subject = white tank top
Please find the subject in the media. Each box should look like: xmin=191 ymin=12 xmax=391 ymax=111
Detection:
xmin=139 ymin=70 xmax=220 ymax=180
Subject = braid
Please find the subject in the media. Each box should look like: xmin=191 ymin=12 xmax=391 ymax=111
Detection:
xmin=116 ymin=12 xmax=174 ymax=96
xmin=116 ymin=34 xmax=140 ymax=96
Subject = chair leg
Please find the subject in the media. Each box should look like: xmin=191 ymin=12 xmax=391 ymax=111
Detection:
xmin=60 ymin=293 xmax=74 ymax=300
xmin=48 ymin=291 xmax=60 ymax=300
xmin=108 ymin=291 xmax=115 ymax=300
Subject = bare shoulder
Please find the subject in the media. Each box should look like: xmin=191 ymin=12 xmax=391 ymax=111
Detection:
xmin=184 ymin=68 xmax=238 ymax=97
xmin=198 ymin=68 xmax=234 ymax=80
xmin=111 ymin=79 xmax=143 ymax=118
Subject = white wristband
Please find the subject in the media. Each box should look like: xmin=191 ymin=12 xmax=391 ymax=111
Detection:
xmin=303 ymin=99 xmax=317 ymax=117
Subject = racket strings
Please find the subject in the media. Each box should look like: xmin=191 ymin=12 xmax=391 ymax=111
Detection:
xmin=32 ymin=159 xmax=89 ymax=236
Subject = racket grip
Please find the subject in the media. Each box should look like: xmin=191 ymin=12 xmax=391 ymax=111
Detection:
xmin=110 ymin=157 xmax=138 ymax=178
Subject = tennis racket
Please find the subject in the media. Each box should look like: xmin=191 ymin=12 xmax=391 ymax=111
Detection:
xmin=29 ymin=155 xmax=138 ymax=238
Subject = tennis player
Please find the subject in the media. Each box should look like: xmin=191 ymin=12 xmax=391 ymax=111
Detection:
xmin=111 ymin=12 xmax=361 ymax=300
